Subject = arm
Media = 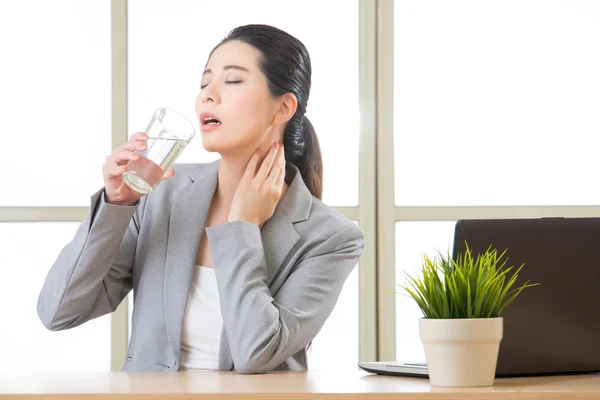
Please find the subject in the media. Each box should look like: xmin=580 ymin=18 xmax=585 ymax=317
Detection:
xmin=206 ymin=220 xmax=364 ymax=374
xmin=37 ymin=189 xmax=144 ymax=331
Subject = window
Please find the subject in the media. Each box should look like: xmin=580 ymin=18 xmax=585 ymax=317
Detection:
xmin=0 ymin=0 xmax=114 ymax=374
xmin=390 ymin=0 xmax=600 ymax=361
xmin=394 ymin=0 xmax=600 ymax=207
xmin=0 ymin=1 xmax=111 ymax=207
xmin=0 ymin=223 xmax=112 ymax=373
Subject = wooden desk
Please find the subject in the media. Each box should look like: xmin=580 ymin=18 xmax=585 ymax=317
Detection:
xmin=1 ymin=370 xmax=599 ymax=399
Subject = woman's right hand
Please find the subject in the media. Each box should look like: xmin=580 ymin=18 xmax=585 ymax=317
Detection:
xmin=102 ymin=132 xmax=176 ymax=206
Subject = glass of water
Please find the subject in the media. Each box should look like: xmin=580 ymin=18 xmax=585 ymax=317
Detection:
xmin=122 ymin=108 xmax=196 ymax=194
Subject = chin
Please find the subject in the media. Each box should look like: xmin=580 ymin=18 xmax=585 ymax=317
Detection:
xmin=200 ymin=140 xmax=219 ymax=153
xmin=200 ymin=132 xmax=224 ymax=152
xmin=200 ymin=124 xmax=261 ymax=159
xmin=200 ymin=135 xmax=242 ymax=156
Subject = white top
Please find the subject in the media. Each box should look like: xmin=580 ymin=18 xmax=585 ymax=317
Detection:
xmin=179 ymin=266 xmax=223 ymax=370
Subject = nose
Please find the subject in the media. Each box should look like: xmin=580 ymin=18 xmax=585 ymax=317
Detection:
xmin=199 ymin=82 xmax=220 ymax=104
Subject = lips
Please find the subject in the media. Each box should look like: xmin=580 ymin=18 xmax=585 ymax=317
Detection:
xmin=199 ymin=112 xmax=222 ymax=127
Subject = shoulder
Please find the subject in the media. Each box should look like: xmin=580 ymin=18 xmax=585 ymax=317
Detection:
xmin=141 ymin=161 xmax=218 ymax=207
xmin=295 ymin=196 xmax=365 ymax=255
xmin=277 ymin=166 xmax=364 ymax=255
xmin=172 ymin=163 xmax=204 ymax=175
xmin=171 ymin=162 xmax=217 ymax=183
xmin=151 ymin=161 xmax=217 ymax=192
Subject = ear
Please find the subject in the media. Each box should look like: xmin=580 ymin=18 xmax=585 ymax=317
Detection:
xmin=272 ymin=93 xmax=298 ymax=126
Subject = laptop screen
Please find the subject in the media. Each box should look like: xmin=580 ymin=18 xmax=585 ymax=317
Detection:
xmin=451 ymin=217 xmax=600 ymax=376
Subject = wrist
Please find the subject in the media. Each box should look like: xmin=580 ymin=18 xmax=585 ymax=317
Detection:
xmin=227 ymin=214 xmax=260 ymax=226
xmin=104 ymin=192 xmax=137 ymax=207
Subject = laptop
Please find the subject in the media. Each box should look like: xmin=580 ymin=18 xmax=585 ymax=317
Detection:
xmin=359 ymin=217 xmax=600 ymax=378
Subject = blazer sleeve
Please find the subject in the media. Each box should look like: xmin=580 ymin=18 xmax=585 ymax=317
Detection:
xmin=206 ymin=220 xmax=364 ymax=374
xmin=37 ymin=189 xmax=145 ymax=331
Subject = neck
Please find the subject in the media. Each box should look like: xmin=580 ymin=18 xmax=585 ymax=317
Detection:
xmin=215 ymin=156 xmax=249 ymax=206
xmin=214 ymin=154 xmax=291 ymax=210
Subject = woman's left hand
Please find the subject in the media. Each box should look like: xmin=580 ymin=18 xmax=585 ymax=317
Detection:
xmin=228 ymin=142 xmax=286 ymax=227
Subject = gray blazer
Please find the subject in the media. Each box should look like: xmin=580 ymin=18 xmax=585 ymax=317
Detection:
xmin=37 ymin=160 xmax=364 ymax=373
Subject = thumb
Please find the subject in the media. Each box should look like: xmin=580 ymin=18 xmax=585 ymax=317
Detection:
xmin=162 ymin=168 xmax=176 ymax=180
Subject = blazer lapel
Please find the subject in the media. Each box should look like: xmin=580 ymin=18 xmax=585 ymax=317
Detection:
xmin=260 ymin=208 xmax=301 ymax=285
xmin=163 ymin=160 xmax=219 ymax=361
xmin=261 ymin=164 xmax=313 ymax=286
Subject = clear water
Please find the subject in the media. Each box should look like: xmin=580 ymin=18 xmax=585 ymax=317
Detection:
xmin=122 ymin=137 xmax=188 ymax=194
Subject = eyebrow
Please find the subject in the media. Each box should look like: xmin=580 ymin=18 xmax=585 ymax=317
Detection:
xmin=203 ymin=65 xmax=249 ymax=76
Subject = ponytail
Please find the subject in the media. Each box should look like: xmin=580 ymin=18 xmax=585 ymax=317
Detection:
xmin=297 ymin=116 xmax=323 ymax=200
xmin=284 ymin=115 xmax=323 ymax=200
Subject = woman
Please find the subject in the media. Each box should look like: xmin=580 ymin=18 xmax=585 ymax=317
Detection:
xmin=37 ymin=24 xmax=364 ymax=374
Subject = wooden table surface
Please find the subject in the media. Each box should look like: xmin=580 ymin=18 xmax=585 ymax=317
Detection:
xmin=1 ymin=370 xmax=600 ymax=399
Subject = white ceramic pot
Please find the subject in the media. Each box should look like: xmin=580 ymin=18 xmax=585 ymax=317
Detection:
xmin=419 ymin=317 xmax=503 ymax=387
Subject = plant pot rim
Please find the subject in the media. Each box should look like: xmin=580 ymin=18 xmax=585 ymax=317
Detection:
xmin=419 ymin=317 xmax=503 ymax=321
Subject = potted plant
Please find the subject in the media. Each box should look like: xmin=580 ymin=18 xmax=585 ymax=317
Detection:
xmin=398 ymin=244 xmax=539 ymax=387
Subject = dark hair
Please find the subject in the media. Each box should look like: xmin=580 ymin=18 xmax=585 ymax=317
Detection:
xmin=212 ymin=24 xmax=323 ymax=200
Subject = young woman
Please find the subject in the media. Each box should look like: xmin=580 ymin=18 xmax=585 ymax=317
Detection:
xmin=37 ymin=24 xmax=364 ymax=374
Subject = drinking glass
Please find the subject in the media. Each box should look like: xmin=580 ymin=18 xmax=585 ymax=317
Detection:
xmin=122 ymin=108 xmax=196 ymax=194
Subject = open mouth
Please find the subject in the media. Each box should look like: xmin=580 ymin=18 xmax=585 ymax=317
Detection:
xmin=200 ymin=112 xmax=222 ymax=126
xmin=203 ymin=117 xmax=221 ymax=125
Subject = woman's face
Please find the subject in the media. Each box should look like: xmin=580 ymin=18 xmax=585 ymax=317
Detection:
xmin=195 ymin=40 xmax=281 ymax=157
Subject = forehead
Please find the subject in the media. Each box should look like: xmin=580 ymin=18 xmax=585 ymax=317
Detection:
xmin=206 ymin=40 xmax=261 ymax=71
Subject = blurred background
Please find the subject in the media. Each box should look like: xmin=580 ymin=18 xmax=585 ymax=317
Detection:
xmin=0 ymin=0 xmax=599 ymax=373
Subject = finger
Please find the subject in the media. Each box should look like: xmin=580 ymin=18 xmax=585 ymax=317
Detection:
xmin=265 ymin=144 xmax=284 ymax=186
xmin=161 ymin=168 xmax=176 ymax=180
xmin=243 ymin=151 xmax=261 ymax=180
xmin=106 ymin=150 xmax=140 ymax=166
xmin=113 ymin=132 xmax=148 ymax=153
xmin=130 ymin=132 xmax=149 ymax=142
xmin=115 ymin=139 xmax=148 ymax=153
xmin=103 ymin=163 xmax=127 ymax=178
xmin=256 ymin=143 xmax=279 ymax=182
xmin=275 ymin=157 xmax=286 ymax=192
xmin=113 ymin=141 xmax=147 ymax=154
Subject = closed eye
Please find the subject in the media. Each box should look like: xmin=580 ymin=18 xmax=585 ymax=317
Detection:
xmin=200 ymin=80 xmax=241 ymax=90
